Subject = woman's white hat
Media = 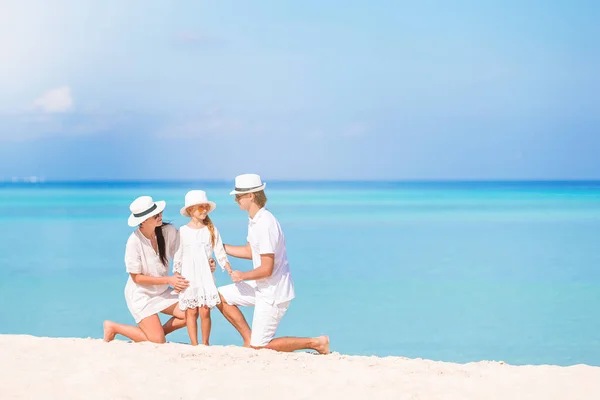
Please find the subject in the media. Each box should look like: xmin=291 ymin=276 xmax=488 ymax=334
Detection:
xmin=229 ymin=173 xmax=267 ymax=195
xmin=180 ymin=190 xmax=217 ymax=217
xmin=128 ymin=196 xmax=166 ymax=227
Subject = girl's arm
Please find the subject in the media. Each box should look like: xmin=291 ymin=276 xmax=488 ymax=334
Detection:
xmin=173 ymin=231 xmax=183 ymax=275
xmin=213 ymin=228 xmax=232 ymax=274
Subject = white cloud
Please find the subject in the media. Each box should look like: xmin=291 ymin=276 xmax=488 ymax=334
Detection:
xmin=33 ymin=86 xmax=74 ymax=113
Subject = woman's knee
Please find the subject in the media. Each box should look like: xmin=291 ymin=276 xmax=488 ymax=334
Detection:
xmin=138 ymin=315 xmax=167 ymax=343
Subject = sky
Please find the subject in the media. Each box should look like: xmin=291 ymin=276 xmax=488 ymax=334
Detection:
xmin=0 ymin=0 xmax=599 ymax=181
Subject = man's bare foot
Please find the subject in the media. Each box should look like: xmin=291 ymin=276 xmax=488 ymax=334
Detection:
xmin=103 ymin=320 xmax=117 ymax=342
xmin=314 ymin=336 xmax=330 ymax=355
xmin=242 ymin=341 xmax=251 ymax=348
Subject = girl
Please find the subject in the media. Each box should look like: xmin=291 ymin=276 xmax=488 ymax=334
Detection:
xmin=174 ymin=190 xmax=232 ymax=346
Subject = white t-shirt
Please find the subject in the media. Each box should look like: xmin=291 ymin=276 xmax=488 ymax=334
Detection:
xmin=247 ymin=208 xmax=295 ymax=305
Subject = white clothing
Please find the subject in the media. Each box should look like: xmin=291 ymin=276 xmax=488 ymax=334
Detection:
xmin=219 ymin=282 xmax=290 ymax=347
xmin=124 ymin=224 xmax=179 ymax=323
xmin=246 ymin=208 xmax=295 ymax=305
xmin=218 ymin=207 xmax=295 ymax=345
xmin=174 ymin=225 xmax=229 ymax=310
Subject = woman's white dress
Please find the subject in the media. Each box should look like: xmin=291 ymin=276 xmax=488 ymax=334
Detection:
xmin=124 ymin=224 xmax=179 ymax=323
xmin=174 ymin=225 xmax=229 ymax=310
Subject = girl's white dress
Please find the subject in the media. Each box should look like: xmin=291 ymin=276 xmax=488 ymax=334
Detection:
xmin=124 ymin=224 xmax=179 ymax=323
xmin=174 ymin=225 xmax=229 ymax=310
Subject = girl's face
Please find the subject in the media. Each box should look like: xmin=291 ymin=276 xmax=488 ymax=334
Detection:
xmin=189 ymin=204 xmax=210 ymax=220
xmin=234 ymin=193 xmax=252 ymax=211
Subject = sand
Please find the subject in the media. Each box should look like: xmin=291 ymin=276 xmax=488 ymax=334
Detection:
xmin=2 ymin=334 xmax=599 ymax=399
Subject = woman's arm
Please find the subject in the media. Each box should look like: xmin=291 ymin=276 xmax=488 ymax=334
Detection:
xmin=130 ymin=273 xmax=189 ymax=291
xmin=224 ymin=242 xmax=253 ymax=260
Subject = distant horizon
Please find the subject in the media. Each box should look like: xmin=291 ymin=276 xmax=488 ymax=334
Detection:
xmin=3 ymin=177 xmax=600 ymax=184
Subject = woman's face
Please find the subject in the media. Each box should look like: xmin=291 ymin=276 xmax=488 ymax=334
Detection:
xmin=141 ymin=212 xmax=163 ymax=229
xmin=189 ymin=204 xmax=210 ymax=220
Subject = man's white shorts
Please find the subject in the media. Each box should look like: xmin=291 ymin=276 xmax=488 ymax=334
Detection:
xmin=218 ymin=282 xmax=290 ymax=347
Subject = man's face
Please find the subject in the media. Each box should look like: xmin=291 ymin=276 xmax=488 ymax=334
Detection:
xmin=234 ymin=193 xmax=252 ymax=210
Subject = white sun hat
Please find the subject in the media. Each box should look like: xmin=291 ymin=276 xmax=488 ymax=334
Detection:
xmin=128 ymin=196 xmax=166 ymax=227
xmin=180 ymin=190 xmax=217 ymax=217
xmin=229 ymin=173 xmax=267 ymax=195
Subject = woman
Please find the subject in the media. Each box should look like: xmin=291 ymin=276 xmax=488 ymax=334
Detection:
xmin=103 ymin=195 xmax=214 ymax=343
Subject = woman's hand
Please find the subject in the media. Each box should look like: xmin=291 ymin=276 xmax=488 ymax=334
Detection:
xmin=209 ymin=258 xmax=216 ymax=273
xmin=169 ymin=274 xmax=190 ymax=292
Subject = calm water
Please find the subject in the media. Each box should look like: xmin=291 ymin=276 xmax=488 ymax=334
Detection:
xmin=1 ymin=181 xmax=600 ymax=366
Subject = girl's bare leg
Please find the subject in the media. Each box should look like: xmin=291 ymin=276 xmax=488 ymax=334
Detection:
xmin=185 ymin=307 xmax=199 ymax=345
xmin=199 ymin=306 xmax=211 ymax=346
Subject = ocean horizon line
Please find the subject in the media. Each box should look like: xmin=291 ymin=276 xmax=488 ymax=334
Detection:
xmin=3 ymin=178 xmax=600 ymax=184
xmin=3 ymin=178 xmax=600 ymax=191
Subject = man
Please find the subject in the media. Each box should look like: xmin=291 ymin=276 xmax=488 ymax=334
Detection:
xmin=217 ymin=173 xmax=330 ymax=354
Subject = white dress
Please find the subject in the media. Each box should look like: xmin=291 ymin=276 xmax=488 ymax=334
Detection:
xmin=174 ymin=225 xmax=229 ymax=310
xmin=124 ymin=224 xmax=179 ymax=323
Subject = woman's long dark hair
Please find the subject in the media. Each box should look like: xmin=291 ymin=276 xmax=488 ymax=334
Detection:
xmin=155 ymin=223 xmax=171 ymax=267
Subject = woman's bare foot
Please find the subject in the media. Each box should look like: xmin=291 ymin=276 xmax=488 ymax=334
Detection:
xmin=103 ymin=320 xmax=117 ymax=342
xmin=314 ymin=336 xmax=330 ymax=354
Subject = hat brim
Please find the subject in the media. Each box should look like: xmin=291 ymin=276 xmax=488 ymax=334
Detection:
xmin=128 ymin=201 xmax=166 ymax=227
xmin=229 ymin=183 xmax=266 ymax=195
xmin=180 ymin=201 xmax=217 ymax=217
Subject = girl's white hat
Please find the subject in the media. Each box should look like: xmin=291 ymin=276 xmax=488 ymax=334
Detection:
xmin=229 ymin=173 xmax=266 ymax=195
xmin=180 ymin=190 xmax=217 ymax=217
xmin=128 ymin=196 xmax=166 ymax=227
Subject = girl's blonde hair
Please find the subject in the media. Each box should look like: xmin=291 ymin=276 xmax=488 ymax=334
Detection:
xmin=204 ymin=215 xmax=216 ymax=248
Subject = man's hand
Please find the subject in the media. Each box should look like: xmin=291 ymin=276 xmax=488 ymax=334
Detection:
xmin=209 ymin=258 xmax=216 ymax=273
xmin=230 ymin=270 xmax=244 ymax=283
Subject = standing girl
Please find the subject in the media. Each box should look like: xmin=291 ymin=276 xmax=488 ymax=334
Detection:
xmin=174 ymin=190 xmax=232 ymax=345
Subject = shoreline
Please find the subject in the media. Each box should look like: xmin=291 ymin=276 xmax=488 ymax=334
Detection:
xmin=3 ymin=334 xmax=600 ymax=399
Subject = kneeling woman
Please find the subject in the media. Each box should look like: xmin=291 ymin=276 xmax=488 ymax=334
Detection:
xmin=103 ymin=196 xmax=191 ymax=343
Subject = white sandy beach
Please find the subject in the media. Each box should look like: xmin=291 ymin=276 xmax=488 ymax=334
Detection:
xmin=2 ymin=335 xmax=600 ymax=400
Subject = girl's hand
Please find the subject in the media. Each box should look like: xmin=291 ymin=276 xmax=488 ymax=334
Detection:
xmin=224 ymin=262 xmax=233 ymax=275
xmin=209 ymin=258 xmax=216 ymax=273
xmin=169 ymin=274 xmax=189 ymax=292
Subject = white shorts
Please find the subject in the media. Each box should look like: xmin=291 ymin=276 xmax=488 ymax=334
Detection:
xmin=218 ymin=282 xmax=291 ymax=347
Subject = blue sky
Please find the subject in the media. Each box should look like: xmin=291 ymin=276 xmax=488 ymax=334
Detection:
xmin=0 ymin=0 xmax=599 ymax=180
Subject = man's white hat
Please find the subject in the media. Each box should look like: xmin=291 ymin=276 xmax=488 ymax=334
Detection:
xmin=128 ymin=196 xmax=166 ymax=227
xmin=229 ymin=173 xmax=267 ymax=195
xmin=180 ymin=190 xmax=217 ymax=217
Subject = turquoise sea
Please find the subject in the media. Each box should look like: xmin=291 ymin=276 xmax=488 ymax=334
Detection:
xmin=1 ymin=181 xmax=600 ymax=366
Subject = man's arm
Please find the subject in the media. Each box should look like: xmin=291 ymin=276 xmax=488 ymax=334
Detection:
xmin=224 ymin=242 xmax=253 ymax=260
xmin=231 ymin=254 xmax=274 ymax=282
